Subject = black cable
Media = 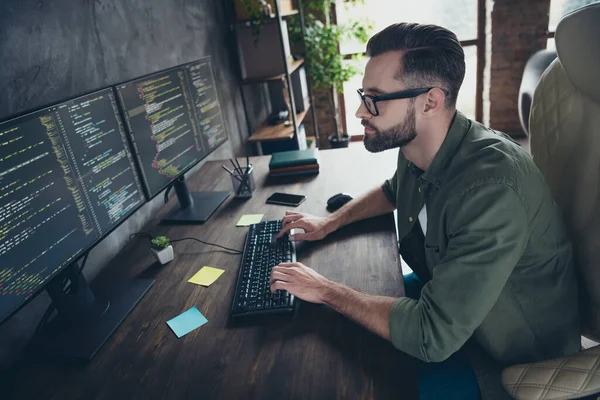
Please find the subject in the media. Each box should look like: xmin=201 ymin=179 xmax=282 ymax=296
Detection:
xmin=129 ymin=231 xmax=242 ymax=253
xmin=170 ymin=237 xmax=243 ymax=254
xmin=129 ymin=232 xmax=153 ymax=241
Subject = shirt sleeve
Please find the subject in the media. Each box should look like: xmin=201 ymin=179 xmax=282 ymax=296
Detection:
xmin=388 ymin=182 xmax=530 ymax=362
xmin=381 ymin=170 xmax=398 ymax=207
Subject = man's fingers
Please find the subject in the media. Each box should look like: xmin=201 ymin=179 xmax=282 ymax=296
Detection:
xmin=281 ymin=216 xmax=301 ymax=225
xmin=290 ymin=220 xmax=308 ymax=230
xmin=270 ymin=270 xmax=291 ymax=285
xmin=289 ymin=232 xmax=308 ymax=241
xmin=270 ymin=280 xmax=290 ymax=293
xmin=277 ymin=223 xmax=295 ymax=238
xmin=271 ymin=270 xmax=291 ymax=278
xmin=282 ymin=212 xmax=303 ymax=225
xmin=272 ymin=263 xmax=299 ymax=274
xmin=278 ymin=219 xmax=307 ymax=238
xmin=275 ymin=262 xmax=298 ymax=268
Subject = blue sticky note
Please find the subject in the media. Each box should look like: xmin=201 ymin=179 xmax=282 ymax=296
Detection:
xmin=166 ymin=306 xmax=208 ymax=338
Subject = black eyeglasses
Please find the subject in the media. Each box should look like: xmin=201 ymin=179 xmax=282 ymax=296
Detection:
xmin=357 ymin=87 xmax=450 ymax=116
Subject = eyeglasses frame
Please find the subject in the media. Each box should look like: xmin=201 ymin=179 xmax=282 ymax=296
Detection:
xmin=357 ymin=87 xmax=450 ymax=116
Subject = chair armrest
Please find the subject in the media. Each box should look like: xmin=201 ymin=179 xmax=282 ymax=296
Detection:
xmin=502 ymin=345 xmax=600 ymax=400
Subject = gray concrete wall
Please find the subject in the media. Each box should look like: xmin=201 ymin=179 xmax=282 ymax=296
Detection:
xmin=0 ymin=0 xmax=250 ymax=368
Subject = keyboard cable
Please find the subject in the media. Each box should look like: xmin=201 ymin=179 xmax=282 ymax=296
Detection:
xmin=130 ymin=232 xmax=243 ymax=254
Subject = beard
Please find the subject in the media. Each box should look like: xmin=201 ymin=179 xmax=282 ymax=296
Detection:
xmin=362 ymin=102 xmax=417 ymax=153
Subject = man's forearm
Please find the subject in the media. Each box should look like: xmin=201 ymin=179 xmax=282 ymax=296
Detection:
xmin=329 ymin=186 xmax=395 ymax=232
xmin=322 ymin=280 xmax=397 ymax=340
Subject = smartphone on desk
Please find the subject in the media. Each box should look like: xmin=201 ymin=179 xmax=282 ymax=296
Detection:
xmin=266 ymin=192 xmax=306 ymax=207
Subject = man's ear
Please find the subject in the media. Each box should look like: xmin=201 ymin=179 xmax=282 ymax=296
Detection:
xmin=422 ymin=88 xmax=446 ymax=116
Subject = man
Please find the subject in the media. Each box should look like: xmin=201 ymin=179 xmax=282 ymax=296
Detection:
xmin=271 ymin=23 xmax=580 ymax=399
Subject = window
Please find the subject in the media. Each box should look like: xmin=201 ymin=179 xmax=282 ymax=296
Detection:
xmin=336 ymin=0 xmax=485 ymax=136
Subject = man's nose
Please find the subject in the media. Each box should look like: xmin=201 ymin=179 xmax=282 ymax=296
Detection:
xmin=355 ymin=101 xmax=372 ymax=120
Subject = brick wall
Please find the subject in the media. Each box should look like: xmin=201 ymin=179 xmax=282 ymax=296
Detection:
xmin=488 ymin=0 xmax=550 ymax=137
xmin=310 ymin=86 xmax=339 ymax=149
xmin=303 ymin=3 xmax=343 ymax=149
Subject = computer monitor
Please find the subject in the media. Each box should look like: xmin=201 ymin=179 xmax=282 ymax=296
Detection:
xmin=115 ymin=57 xmax=230 ymax=224
xmin=0 ymin=88 xmax=153 ymax=359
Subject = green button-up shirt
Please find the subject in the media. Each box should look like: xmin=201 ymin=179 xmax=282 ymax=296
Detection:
xmin=383 ymin=111 xmax=580 ymax=364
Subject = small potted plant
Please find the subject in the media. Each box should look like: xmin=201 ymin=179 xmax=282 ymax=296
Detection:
xmin=151 ymin=235 xmax=174 ymax=265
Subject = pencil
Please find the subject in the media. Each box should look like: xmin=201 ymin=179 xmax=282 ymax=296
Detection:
xmin=222 ymin=165 xmax=242 ymax=182
xmin=234 ymin=158 xmax=244 ymax=175
xmin=230 ymin=159 xmax=241 ymax=174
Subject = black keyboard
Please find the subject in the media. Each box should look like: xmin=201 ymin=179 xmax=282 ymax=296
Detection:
xmin=231 ymin=220 xmax=296 ymax=317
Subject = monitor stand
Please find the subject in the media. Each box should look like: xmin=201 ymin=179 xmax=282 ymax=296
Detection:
xmin=32 ymin=263 xmax=154 ymax=361
xmin=161 ymin=175 xmax=230 ymax=224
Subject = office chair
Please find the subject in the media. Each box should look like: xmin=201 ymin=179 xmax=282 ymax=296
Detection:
xmin=518 ymin=49 xmax=557 ymax=135
xmin=501 ymin=3 xmax=600 ymax=399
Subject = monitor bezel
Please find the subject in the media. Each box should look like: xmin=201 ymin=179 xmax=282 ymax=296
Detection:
xmin=0 ymin=86 xmax=147 ymax=326
xmin=112 ymin=56 xmax=230 ymax=202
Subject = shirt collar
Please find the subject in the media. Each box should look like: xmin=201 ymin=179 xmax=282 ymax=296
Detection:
xmin=414 ymin=111 xmax=471 ymax=187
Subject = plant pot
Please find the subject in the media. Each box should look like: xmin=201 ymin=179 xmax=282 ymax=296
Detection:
xmin=328 ymin=134 xmax=350 ymax=149
xmin=151 ymin=245 xmax=174 ymax=265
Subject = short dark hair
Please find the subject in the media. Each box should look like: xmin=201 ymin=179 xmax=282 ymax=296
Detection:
xmin=366 ymin=23 xmax=465 ymax=109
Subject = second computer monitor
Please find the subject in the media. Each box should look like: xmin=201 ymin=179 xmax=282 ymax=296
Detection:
xmin=115 ymin=58 xmax=228 ymax=199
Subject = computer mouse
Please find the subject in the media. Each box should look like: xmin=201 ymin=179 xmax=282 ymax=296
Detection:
xmin=326 ymin=193 xmax=353 ymax=212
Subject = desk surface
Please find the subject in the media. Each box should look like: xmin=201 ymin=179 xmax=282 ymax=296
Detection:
xmin=6 ymin=144 xmax=418 ymax=399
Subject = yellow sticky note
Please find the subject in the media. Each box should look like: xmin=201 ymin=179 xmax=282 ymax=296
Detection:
xmin=236 ymin=214 xmax=264 ymax=226
xmin=188 ymin=266 xmax=225 ymax=287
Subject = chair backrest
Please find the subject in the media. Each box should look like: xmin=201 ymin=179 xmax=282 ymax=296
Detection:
xmin=529 ymin=2 xmax=600 ymax=339
xmin=518 ymin=49 xmax=557 ymax=135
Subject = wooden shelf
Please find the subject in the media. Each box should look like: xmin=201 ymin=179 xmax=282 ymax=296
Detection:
xmin=242 ymin=58 xmax=304 ymax=85
xmin=248 ymin=107 xmax=310 ymax=142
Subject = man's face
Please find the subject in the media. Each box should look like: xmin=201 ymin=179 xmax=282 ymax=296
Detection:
xmin=356 ymin=51 xmax=418 ymax=153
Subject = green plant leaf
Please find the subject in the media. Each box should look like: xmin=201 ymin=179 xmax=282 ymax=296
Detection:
xmin=289 ymin=2 xmax=370 ymax=92
xmin=151 ymin=235 xmax=171 ymax=251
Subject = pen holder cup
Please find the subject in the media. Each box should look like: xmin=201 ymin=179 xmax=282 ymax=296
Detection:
xmin=231 ymin=165 xmax=256 ymax=199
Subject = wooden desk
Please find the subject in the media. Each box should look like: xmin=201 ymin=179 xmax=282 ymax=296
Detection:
xmin=5 ymin=144 xmax=418 ymax=399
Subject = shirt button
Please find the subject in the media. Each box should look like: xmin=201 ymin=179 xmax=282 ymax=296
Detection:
xmin=418 ymin=187 xmax=421 ymax=193
xmin=409 ymin=217 xmax=413 ymax=222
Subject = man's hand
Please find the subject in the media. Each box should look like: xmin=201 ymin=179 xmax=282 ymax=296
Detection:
xmin=270 ymin=262 xmax=332 ymax=304
xmin=277 ymin=211 xmax=337 ymax=241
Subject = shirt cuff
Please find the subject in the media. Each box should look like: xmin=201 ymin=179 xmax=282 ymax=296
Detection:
xmin=389 ymin=296 xmax=424 ymax=360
